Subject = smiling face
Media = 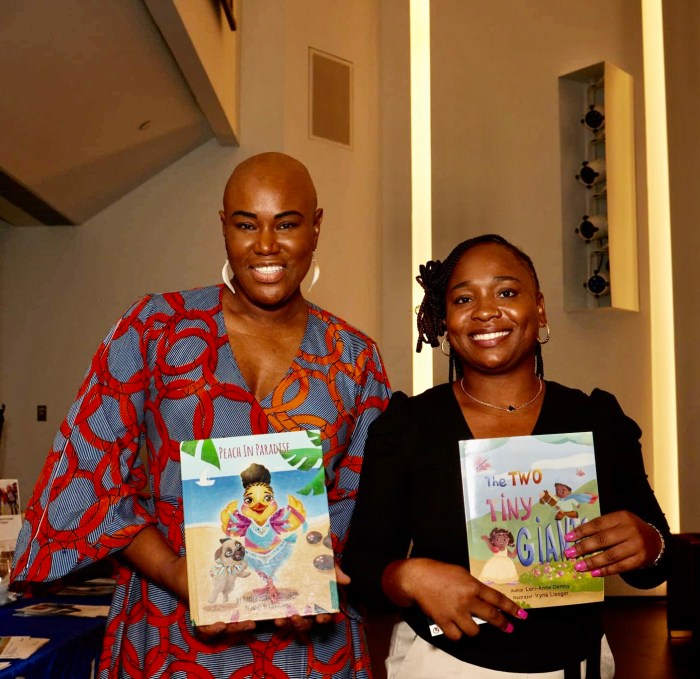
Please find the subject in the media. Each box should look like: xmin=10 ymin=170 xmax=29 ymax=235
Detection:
xmin=492 ymin=531 xmax=510 ymax=549
xmin=242 ymin=482 xmax=278 ymax=526
xmin=444 ymin=242 xmax=547 ymax=376
xmin=555 ymin=483 xmax=572 ymax=499
xmin=220 ymin=153 xmax=322 ymax=309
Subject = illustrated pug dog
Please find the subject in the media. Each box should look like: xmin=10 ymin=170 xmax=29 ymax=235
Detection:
xmin=209 ymin=538 xmax=250 ymax=604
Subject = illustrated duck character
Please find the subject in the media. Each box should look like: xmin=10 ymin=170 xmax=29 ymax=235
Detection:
xmin=221 ymin=463 xmax=306 ymax=602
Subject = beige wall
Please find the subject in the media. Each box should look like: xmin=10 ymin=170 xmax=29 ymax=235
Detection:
xmin=379 ymin=0 xmax=413 ymax=394
xmin=380 ymin=0 xmax=657 ymax=438
xmin=379 ymin=2 xmax=658 ymax=439
xmin=427 ymin=1 xmax=663 ymax=590
xmin=1 ymin=0 xmax=695 ymax=552
xmin=430 ymin=1 xmax=651 ymax=438
xmin=664 ymin=0 xmax=700 ymax=532
xmin=379 ymin=0 xmax=663 ymax=594
xmin=0 ymin=0 xmax=383 ymax=497
xmin=283 ymin=0 xmax=382 ymax=339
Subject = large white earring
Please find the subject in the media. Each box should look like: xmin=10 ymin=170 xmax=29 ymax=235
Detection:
xmin=308 ymin=251 xmax=320 ymax=293
xmin=221 ymin=260 xmax=236 ymax=295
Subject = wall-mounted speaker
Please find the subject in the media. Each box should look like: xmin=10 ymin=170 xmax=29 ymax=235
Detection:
xmin=581 ymin=104 xmax=605 ymax=132
xmin=575 ymin=158 xmax=606 ymax=187
xmin=575 ymin=214 xmax=608 ymax=242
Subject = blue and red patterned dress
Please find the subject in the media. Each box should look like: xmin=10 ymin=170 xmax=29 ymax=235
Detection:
xmin=13 ymin=285 xmax=391 ymax=678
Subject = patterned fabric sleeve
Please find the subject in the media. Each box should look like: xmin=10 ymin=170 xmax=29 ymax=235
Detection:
xmin=12 ymin=297 xmax=156 ymax=584
xmin=329 ymin=340 xmax=392 ymax=555
xmin=343 ymin=391 xmax=413 ymax=609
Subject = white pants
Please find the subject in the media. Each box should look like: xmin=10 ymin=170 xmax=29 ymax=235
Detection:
xmin=386 ymin=621 xmax=615 ymax=679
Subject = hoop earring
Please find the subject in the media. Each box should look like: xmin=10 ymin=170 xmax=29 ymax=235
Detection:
xmin=308 ymin=251 xmax=320 ymax=293
xmin=440 ymin=337 xmax=451 ymax=357
xmin=221 ymin=260 xmax=236 ymax=295
xmin=537 ymin=324 xmax=551 ymax=345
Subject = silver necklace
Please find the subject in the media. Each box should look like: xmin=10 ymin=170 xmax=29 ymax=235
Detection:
xmin=459 ymin=378 xmax=543 ymax=413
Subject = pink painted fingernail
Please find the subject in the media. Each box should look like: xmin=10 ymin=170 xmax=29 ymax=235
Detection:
xmin=574 ymin=561 xmax=587 ymax=572
xmin=505 ymin=623 xmax=514 ymax=633
xmin=517 ymin=609 xmax=528 ymax=620
xmin=591 ymin=569 xmax=602 ymax=578
xmin=565 ymin=531 xmax=577 ymax=542
xmin=564 ymin=546 xmax=577 ymax=558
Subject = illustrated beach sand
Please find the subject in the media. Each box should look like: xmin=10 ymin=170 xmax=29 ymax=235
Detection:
xmin=186 ymin=516 xmax=337 ymax=625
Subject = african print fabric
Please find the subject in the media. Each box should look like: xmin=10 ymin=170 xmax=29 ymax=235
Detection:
xmin=13 ymin=285 xmax=391 ymax=678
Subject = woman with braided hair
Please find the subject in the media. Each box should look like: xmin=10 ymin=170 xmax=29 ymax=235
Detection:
xmin=344 ymin=234 xmax=669 ymax=678
xmin=414 ymin=235 xmax=547 ymax=384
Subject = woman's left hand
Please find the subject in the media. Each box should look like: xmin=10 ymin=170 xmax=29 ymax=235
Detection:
xmin=272 ymin=563 xmax=349 ymax=637
xmin=564 ymin=510 xmax=663 ymax=576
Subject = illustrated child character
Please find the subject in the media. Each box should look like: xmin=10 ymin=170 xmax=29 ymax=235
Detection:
xmin=220 ymin=463 xmax=307 ymax=603
xmin=478 ymin=527 xmax=519 ymax=585
xmin=539 ymin=482 xmax=598 ymax=520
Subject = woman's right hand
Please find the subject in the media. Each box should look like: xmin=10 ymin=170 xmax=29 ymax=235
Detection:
xmin=194 ymin=620 xmax=257 ymax=644
xmin=165 ymin=556 xmax=258 ymax=643
xmin=121 ymin=528 xmax=258 ymax=642
xmin=382 ymin=558 xmax=527 ymax=640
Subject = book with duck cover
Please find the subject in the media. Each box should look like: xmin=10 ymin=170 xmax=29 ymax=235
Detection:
xmin=180 ymin=430 xmax=339 ymax=625
xmin=459 ymin=432 xmax=603 ymax=610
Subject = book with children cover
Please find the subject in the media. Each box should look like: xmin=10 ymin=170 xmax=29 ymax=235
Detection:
xmin=459 ymin=432 xmax=603 ymax=610
xmin=179 ymin=430 xmax=339 ymax=626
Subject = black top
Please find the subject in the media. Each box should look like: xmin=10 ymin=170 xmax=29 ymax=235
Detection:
xmin=343 ymin=381 xmax=670 ymax=673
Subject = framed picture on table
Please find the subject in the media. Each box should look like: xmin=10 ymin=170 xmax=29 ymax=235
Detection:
xmin=0 ymin=478 xmax=21 ymax=554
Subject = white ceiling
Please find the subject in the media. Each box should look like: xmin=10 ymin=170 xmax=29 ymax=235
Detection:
xmin=0 ymin=0 xmax=228 ymax=225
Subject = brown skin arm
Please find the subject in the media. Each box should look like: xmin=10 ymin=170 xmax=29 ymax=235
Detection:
xmin=564 ymin=510 xmax=663 ymax=576
xmin=381 ymin=558 xmax=526 ymax=641
xmin=120 ymin=526 xmax=255 ymax=640
xmin=120 ymin=526 xmax=188 ymax=598
xmin=120 ymin=526 xmax=344 ymax=641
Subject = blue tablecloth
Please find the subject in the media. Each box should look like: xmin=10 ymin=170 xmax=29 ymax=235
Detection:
xmin=0 ymin=594 xmax=111 ymax=679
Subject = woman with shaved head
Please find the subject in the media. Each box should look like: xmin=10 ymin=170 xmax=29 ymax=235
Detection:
xmin=13 ymin=152 xmax=391 ymax=678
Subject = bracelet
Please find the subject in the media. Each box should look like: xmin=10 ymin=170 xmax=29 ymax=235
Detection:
xmin=646 ymin=523 xmax=666 ymax=567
